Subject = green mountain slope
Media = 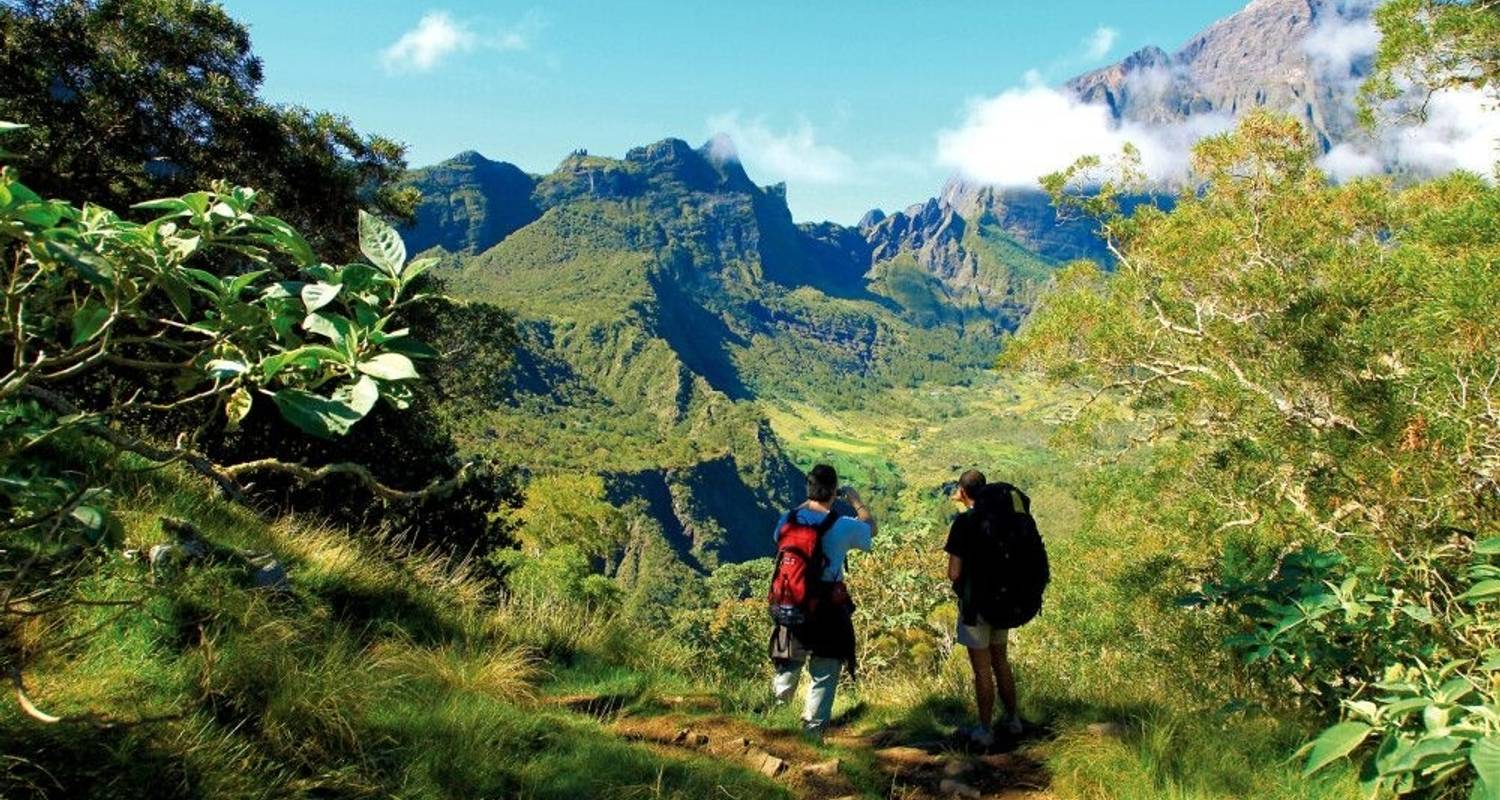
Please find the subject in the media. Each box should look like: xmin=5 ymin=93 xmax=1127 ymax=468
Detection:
xmin=403 ymin=138 xmax=1003 ymax=567
xmin=401 ymin=151 xmax=540 ymax=255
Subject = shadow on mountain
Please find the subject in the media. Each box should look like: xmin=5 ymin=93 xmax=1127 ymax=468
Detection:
xmin=648 ymin=273 xmax=752 ymax=401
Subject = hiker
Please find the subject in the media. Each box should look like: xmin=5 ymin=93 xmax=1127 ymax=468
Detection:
xmin=944 ymin=469 xmax=1050 ymax=747
xmin=767 ymin=463 xmax=876 ymax=737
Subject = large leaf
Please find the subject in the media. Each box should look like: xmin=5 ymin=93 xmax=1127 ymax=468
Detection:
xmin=224 ymin=387 xmax=253 ymax=431
xmin=272 ymin=388 xmax=367 ymax=439
xmin=38 ymin=237 xmax=113 ymax=286
xmin=69 ymin=505 xmax=109 ymax=545
xmin=1304 ymin=722 xmax=1372 ymax=776
xmin=333 ymin=375 xmax=379 ymax=417
xmin=226 ymin=269 xmax=271 ymax=300
xmin=70 ymin=302 xmax=111 ymax=346
xmin=257 ymin=216 xmax=315 ymax=266
xmin=357 ymin=352 xmax=418 ymax=381
xmin=301 ymin=281 xmax=342 ymax=312
xmin=358 ymin=210 xmax=405 ymax=278
xmin=1473 ymin=736 xmax=1500 ymax=800
xmin=259 ymin=345 xmax=348 ymax=380
xmin=1457 ymin=580 xmax=1500 ymax=603
xmin=301 ymin=312 xmax=353 ymax=349
xmin=1475 ymin=537 xmax=1500 ymax=555
xmin=204 ymin=359 xmax=248 ymax=379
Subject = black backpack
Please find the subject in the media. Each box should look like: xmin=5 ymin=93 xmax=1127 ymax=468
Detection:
xmin=958 ymin=482 xmax=1050 ymax=629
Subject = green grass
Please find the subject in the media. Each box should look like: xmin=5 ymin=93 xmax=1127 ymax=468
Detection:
xmin=0 ymin=456 xmax=788 ymax=800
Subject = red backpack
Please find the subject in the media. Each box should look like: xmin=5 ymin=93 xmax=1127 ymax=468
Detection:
xmin=768 ymin=508 xmax=840 ymax=626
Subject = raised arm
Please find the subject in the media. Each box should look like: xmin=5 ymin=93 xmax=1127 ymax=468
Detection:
xmin=843 ymin=488 xmax=876 ymax=538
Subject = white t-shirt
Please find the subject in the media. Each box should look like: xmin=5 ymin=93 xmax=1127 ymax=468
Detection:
xmin=771 ymin=507 xmax=873 ymax=582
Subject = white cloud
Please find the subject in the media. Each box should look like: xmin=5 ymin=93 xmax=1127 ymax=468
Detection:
xmin=1084 ymin=26 xmax=1119 ymax=61
xmin=934 ymin=80 xmax=1231 ymax=188
xmin=381 ymin=10 xmax=542 ymax=74
xmin=1325 ymin=88 xmax=1500 ymax=180
xmin=382 ymin=12 xmax=475 ymax=73
xmin=1302 ymin=7 xmax=1379 ymax=80
xmin=705 ymin=113 xmax=856 ymax=185
xmin=1318 ymin=142 xmax=1383 ymax=181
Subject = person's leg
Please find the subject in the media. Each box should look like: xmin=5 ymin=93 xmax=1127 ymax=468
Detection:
xmin=772 ymin=657 xmax=804 ymax=705
xmin=965 ymin=646 xmax=995 ymax=729
xmin=803 ymin=656 xmax=842 ymax=732
xmin=989 ymin=633 xmax=1018 ymax=721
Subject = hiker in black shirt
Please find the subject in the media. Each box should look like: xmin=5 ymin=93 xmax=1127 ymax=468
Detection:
xmin=944 ymin=469 xmax=1022 ymax=746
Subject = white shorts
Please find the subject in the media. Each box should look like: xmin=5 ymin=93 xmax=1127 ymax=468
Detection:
xmin=957 ymin=615 xmax=1008 ymax=649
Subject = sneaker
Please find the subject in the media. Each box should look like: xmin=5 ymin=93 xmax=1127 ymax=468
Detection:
xmin=1002 ymin=716 xmax=1024 ymax=736
xmin=965 ymin=724 xmax=994 ymax=748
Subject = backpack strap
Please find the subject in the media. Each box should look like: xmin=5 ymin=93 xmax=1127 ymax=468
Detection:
xmin=813 ymin=508 xmax=841 ymax=535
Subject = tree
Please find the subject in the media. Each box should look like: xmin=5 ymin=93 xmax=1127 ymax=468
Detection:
xmin=0 ymin=0 xmax=418 ymax=257
xmin=1010 ymin=111 xmax=1499 ymax=797
xmin=1361 ymin=0 xmax=1500 ymax=123
xmin=0 ymin=121 xmax=461 ymax=722
xmin=502 ymin=473 xmax=628 ymax=560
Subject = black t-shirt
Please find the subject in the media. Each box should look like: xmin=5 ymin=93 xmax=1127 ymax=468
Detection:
xmin=944 ymin=509 xmax=981 ymax=562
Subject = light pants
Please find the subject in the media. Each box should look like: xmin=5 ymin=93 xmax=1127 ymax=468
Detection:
xmin=772 ymin=655 xmax=841 ymax=730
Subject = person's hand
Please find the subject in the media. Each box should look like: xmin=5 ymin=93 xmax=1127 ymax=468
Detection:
xmin=842 ymin=488 xmax=863 ymax=506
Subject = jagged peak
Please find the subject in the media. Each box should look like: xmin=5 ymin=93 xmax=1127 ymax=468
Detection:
xmin=701 ymin=133 xmax=739 ymax=166
xmin=1123 ymin=45 xmax=1172 ymax=68
xmin=448 ymin=150 xmax=494 ymax=166
xmin=625 ymin=137 xmax=700 ymax=165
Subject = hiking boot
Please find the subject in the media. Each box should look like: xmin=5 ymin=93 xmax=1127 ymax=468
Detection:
xmin=1002 ymin=716 xmax=1024 ymax=736
xmin=801 ymin=719 xmax=826 ymax=742
xmin=965 ymin=724 xmax=994 ymax=748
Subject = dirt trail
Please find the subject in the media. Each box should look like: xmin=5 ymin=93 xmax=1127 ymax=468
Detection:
xmin=553 ymin=695 xmax=1053 ymax=799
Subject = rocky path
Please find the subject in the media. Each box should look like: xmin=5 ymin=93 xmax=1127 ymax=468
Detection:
xmin=554 ymin=695 xmax=1053 ymax=799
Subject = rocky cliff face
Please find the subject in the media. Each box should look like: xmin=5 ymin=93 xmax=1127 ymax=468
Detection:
xmin=1067 ymin=0 xmax=1372 ymax=151
xmin=862 ymin=0 xmax=1374 ymax=299
xmin=400 ymin=151 xmax=540 ymax=255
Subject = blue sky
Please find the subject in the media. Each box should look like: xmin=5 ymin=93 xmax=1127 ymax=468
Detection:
xmin=222 ymin=1 xmax=1246 ymax=223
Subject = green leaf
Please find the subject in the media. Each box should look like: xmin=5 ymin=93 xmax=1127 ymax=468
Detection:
xmin=1304 ymin=722 xmax=1372 ymax=776
xmin=1390 ymin=735 xmax=1462 ymax=772
xmin=1472 ymin=736 xmax=1500 ymax=800
xmin=257 ymin=216 xmax=315 ymax=266
xmin=1382 ymin=697 xmax=1431 ymax=719
xmin=224 ymin=387 xmax=253 ymax=431
xmin=204 ymin=359 xmax=248 ymax=379
xmin=1400 ymin=604 xmax=1436 ymax=624
xmin=132 ymin=197 xmax=193 ymax=217
xmin=0 ymin=122 xmax=27 ymax=135
xmin=70 ymin=302 xmax=111 ymax=346
xmin=333 ymin=375 xmax=379 ymax=417
xmin=357 ymin=352 xmax=418 ymax=381
xmin=1457 ymin=580 xmax=1500 ymax=603
xmin=1437 ymin=677 xmax=1474 ymax=704
xmin=226 ymin=269 xmax=271 ymax=299
xmin=301 ymin=282 xmax=342 ymax=312
xmin=37 ymin=237 xmax=113 ymax=286
xmin=301 ymin=313 xmax=352 ymax=348
xmin=1477 ymin=538 xmax=1500 ymax=556
xmin=272 ymin=388 xmax=366 ymax=439
xmin=157 ymin=270 xmax=194 ymax=318
xmin=259 ymin=345 xmax=348 ymax=380
xmin=401 ymin=256 xmax=437 ymax=285
xmin=70 ymin=505 xmax=108 ymax=544
xmin=358 ymin=210 xmax=405 ymax=277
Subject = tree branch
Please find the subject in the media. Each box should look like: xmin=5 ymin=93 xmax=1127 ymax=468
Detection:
xmin=220 ymin=458 xmax=473 ymax=503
